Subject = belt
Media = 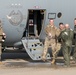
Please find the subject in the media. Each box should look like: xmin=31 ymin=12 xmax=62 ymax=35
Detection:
xmin=47 ymin=36 xmax=55 ymax=39
xmin=51 ymin=36 xmax=55 ymax=39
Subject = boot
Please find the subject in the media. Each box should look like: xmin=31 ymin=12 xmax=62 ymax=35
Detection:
xmin=51 ymin=59 xmax=55 ymax=64
xmin=41 ymin=55 xmax=46 ymax=61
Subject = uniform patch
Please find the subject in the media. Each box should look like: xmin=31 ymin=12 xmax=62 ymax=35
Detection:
xmin=64 ymin=32 xmax=68 ymax=35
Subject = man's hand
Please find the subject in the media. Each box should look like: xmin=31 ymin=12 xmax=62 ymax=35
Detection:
xmin=2 ymin=39 xmax=5 ymax=42
xmin=48 ymin=33 xmax=52 ymax=40
xmin=48 ymin=33 xmax=52 ymax=37
xmin=3 ymin=33 xmax=6 ymax=39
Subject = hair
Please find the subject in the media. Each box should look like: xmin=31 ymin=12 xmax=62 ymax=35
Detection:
xmin=49 ymin=19 xmax=54 ymax=23
xmin=59 ymin=22 xmax=63 ymax=26
xmin=50 ymin=18 xmax=54 ymax=20
xmin=0 ymin=20 xmax=1 ymax=23
xmin=74 ymin=18 xmax=76 ymax=20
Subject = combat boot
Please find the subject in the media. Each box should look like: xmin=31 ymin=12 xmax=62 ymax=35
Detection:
xmin=0 ymin=61 xmax=3 ymax=64
xmin=51 ymin=59 xmax=55 ymax=64
xmin=41 ymin=55 xmax=46 ymax=61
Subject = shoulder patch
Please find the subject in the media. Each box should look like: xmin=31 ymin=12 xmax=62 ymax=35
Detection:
xmin=64 ymin=32 xmax=68 ymax=35
xmin=70 ymin=29 xmax=73 ymax=31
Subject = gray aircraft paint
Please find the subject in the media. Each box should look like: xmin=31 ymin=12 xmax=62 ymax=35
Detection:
xmin=0 ymin=0 xmax=75 ymax=46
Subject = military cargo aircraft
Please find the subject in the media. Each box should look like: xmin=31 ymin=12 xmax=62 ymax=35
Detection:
xmin=0 ymin=0 xmax=75 ymax=60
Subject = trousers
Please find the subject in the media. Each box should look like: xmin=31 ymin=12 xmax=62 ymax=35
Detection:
xmin=42 ymin=37 xmax=61 ymax=63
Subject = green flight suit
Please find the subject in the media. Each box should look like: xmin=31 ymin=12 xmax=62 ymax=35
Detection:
xmin=73 ymin=25 xmax=76 ymax=62
xmin=58 ymin=29 xmax=73 ymax=66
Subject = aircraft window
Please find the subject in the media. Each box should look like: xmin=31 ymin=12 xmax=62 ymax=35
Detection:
xmin=48 ymin=13 xmax=56 ymax=19
xmin=57 ymin=12 xmax=62 ymax=18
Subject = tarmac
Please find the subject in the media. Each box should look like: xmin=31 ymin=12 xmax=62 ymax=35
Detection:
xmin=0 ymin=48 xmax=76 ymax=75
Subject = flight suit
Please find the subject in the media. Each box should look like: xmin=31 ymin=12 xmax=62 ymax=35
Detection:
xmin=58 ymin=29 xmax=73 ymax=66
xmin=73 ymin=25 xmax=76 ymax=62
xmin=0 ymin=22 xmax=3 ymax=60
xmin=42 ymin=24 xmax=61 ymax=64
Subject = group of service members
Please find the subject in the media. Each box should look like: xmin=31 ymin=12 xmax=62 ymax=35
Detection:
xmin=0 ymin=18 xmax=76 ymax=67
xmin=42 ymin=18 xmax=76 ymax=67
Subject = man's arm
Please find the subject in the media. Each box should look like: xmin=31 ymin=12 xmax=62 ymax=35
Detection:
xmin=57 ymin=31 xmax=63 ymax=43
xmin=74 ymin=26 xmax=76 ymax=39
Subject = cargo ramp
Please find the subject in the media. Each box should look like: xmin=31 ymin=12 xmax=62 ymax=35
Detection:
xmin=22 ymin=38 xmax=51 ymax=60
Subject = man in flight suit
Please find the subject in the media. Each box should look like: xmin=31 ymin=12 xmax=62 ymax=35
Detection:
xmin=42 ymin=19 xmax=61 ymax=64
xmin=73 ymin=18 xmax=76 ymax=63
xmin=58 ymin=22 xmax=65 ymax=44
xmin=58 ymin=24 xmax=73 ymax=67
